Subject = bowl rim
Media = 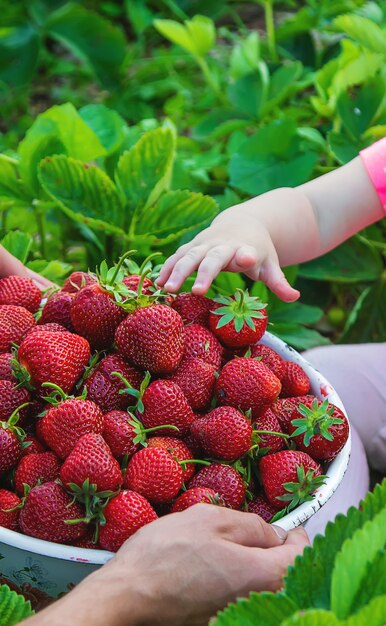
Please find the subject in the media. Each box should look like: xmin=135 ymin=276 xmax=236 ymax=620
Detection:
xmin=0 ymin=331 xmax=351 ymax=563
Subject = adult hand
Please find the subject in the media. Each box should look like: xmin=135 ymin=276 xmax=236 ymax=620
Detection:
xmin=0 ymin=245 xmax=53 ymax=290
xmin=26 ymin=504 xmax=309 ymax=626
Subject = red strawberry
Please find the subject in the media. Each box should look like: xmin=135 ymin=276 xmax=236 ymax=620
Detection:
xmin=85 ymin=354 xmax=143 ymax=413
xmin=147 ymin=436 xmax=195 ymax=482
xmin=103 ymin=410 xmax=141 ymax=460
xmin=0 ymin=353 xmax=14 ymax=381
xmin=0 ymin=404 xmax=29 ymax=472
xmin=73 ymin=531 xmax=100 ymax=550
xmin=99 ymin=490 xmax=157 ymax=552
xmin=40 ymin=292 xmax=75 ymax=331
xmin=253 ymin=408 xmax=286 ymax=454
xmin=0 ymin=276 xmax=41 ymax=313
xmin=19 ymin=481 xmax=87 ymax=543
xmin=249 ymin=344 xmax=285 ymax=380
xmin=280 ymin=362 xmax=311 ymax=397
xmin=259 ymin=450 xmax=324 ymax=510
xmin=26 ymin=323 xmax=69 ymax=337
xmin=14 ymin=451 xmax=61 ymax=496
xmin=168 ymin=358 xmax=216 ymax=412
xmin=171 ymin=487 xmax=222 ymax=513
xmin=62 ymin=271 xmax=96 ymax=293
xmin=71 ymin=284 xmax=127 ymax=350
xmin=124 ymin=447 xmax=184 ymax=504
xmin=0 ymin=489 xmax=21 ymax=530
xmin=41 ymin=396 xmax=104 ymax=459
xmin=0 ymin=380 xmax=30 ymax=423
xmin=208 ymin=290 xmax=267 ymax=349
xmin=171 ymin=293 xmax=213 ymax=326
xmin=140 ymin=379 xmax=195 ymax=437
xmin=18 ymin=331 xmax=91 ymax=394
xmin=183 ymin=324 xmax=223 ymax=370
xmin=216 ymin=357 xmax=281 ymax=416
xmin=288 ymin=398 xmax=349 ymax=462
xmin=60 ymin=433 xmax=122 ymax=493
xmin=0 ymin=305 xmax=35 ymax=352
xmin=21 ymin=435 xmax=46 ymax=456
xmin=271 ymin=395 xmax=316 ymax=432
xmin=247 ymin=494 xmax=277 ymax=522
xmin=191 ymin=407 xmax=252 ymax=462
xmin=116 ymin=304 xmax=185 ymax=375
xmin=122 ymin=275 xmax=154 ymax=295
xmin=188 ymin=464 xmax=246 ymax=509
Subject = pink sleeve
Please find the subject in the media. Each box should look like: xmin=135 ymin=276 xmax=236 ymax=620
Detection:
xmin=360 ymin=138 xmax=386 ymax=212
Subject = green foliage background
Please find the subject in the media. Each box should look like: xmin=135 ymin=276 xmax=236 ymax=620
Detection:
xmin=0 ymin=0 xmax=385 ymax=349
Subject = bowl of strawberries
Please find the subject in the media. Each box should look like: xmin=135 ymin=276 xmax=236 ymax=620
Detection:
xmin=0 ymin=257 xmax=350 ymax=607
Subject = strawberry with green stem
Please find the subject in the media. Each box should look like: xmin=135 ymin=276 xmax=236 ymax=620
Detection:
xmin=288 ymin=398 xmax=349 ymax=462
xmin=259 ymin=449 xmax=325 ymax=511
xmin=171 ymin=487 xmax=224 ymax=513
xmin=84 ymin=353 xmax=144 ymax=413
xmin=121 ymin=253 xmax=162 ymax=296
xmin=0 ymin=403 xmax=31 ymax=472
xmin=209 ymin=289 xmax=268 ymax=349
xmin=188 ymin=463 xmax=246 ymax=509
xmin=70 ymin=251 xmax=137 ymax=349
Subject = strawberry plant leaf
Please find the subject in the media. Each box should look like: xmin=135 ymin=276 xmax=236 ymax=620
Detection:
xmin=346 ymin=595 xmax=386 ymax=626
xmin=1 ymin=231 xmax=33 ymax=264
xmin=115 ymin=127 xmax=176 ymax=223
xmin=213 ymin=592 xmax=297 ymax=626
xmin=334 ymin=15 xmax=386 ymax=55
xmin=270 ymin=324 xmax=331 ymax=351
xmin=0 ymin=584 xmax=34 ymax=625
xmin=134 ymin=189 xmax=218 ymax=244
xmin=154 ymin=15 xmax=215 ymax=58
xmin=349 ymin=551 xmax=386 ymax=614
xmin=336 ymin=78 xmax=384 ymax=139
xmin=38 ymin=155 xmax=126 ymax=236
xmin=331 ymin=506 xmax=386 ymax=619
xmin=280 ymin=610 xmax=342 ymax=626
xmin=46 ymin=3 xmax=126 ymax=88
xmin=79 ymin=105 xmax=127 ymax=155
xmin=0 ymin=25 xmax=40 ymax=88
xmin=285 ymin=479 xmax=386 ymax=610
xmin=0 ymin=157 xmax=28 ymax=201
xmin=340 ymin=279 xmax=386 ymax=343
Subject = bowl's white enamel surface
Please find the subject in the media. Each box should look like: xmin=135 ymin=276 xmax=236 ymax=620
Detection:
xmin=0 ymin=331 xmax=351 ymax=600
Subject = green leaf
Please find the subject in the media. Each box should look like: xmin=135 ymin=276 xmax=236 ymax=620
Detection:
xmin=209 ymin=272 xmax=246 ymax=297
xmin=340 ymin=279 xmax=386 ymax=343
xmin=27 ymin=259 xmax=72 ymax=282
xmin=46 ymin=2 xmax=126 ymax=87
xmin=298 ymin=237 xmax=383 ymax=282
xmin=230 ymin=32 xmax=260 ymax=79
xmin=18 ymin=103 xmax=106 ymax=195
xmin=0 ymin=25 xmax=40 ymax=87
xmin=270 ymin=324 xmax=330 ymax=351
xmin=154 ymin=15 xmax=215 ymax=58
xmin=79 ymin=105 xmax=127 ymax=155
xmin=281 ymin=610 xmax=342 ymax=626
xmin=265 ymin=62 xmax=303 ymax=111
xmin=1 ymin=231 xmax=33 ymax=264
xmin=213 ymin=592 xmax=297 ymax=626
xmin=331 ymin=507 xmax=386 ymax=618
xmin=0 ymin=584 xmax=33 ymax=625
xmin=334 ymin=15 xmax=386 ymax=55
xmin=269 ymin=302 xmax=323 ymax=326
xmin=337 ymin=78 xmax=384 ymax=139
xmin=0 ymin=157 xmax=28 ymax=201
xmin=285 ymin=479 xmax=386 ymax=610
xmin=328 ymin=132 xmax=360 ymax=165
xmin=134 ymin=190 xmax=218 ymax=244
xmin=349 ymin=551 xmax=386 ymax=614
xmin=116 ymin=126 xmax=175 ymax=219
xmin=227 ymin=70 xmax=268 ymax=118
xmin=38 ymin=155 xmax=125 ymax=236
xmin=346 ymin=595 xmax=386 ymax=626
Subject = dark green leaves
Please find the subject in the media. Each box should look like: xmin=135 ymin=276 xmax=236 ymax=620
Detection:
xmin=0 ymin=25 xmax=40 ymax=87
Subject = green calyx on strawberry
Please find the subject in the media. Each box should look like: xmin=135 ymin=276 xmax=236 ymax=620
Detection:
xmin=95 ymin=250 xmax=138 ymax=304
xmin=127 ymin=411 xmax=180 ymax=445
xmin=112 ymin=370 xmax=151 ymax=413
xmin=276 ymin=464 xmax=326 ymax=511
xmin=209 ymin=289 xmax=268 ymax=349
xmin=212 ymin=289 xmax=266 ymax=332
xmin=1 ymin=403 xmax=30 ymax=447
xmin=65 ymin=477 xmax=119 ymax=525
xmin=290 ymin=398 xmax=343 ymax=446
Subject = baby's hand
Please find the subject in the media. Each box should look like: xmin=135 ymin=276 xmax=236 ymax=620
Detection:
xmin=157 ymin=209 xmax=300 ymax=302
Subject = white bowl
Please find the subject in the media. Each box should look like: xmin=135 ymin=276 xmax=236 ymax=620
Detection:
xmin=0 ymin=331 xmax=350 ymax=607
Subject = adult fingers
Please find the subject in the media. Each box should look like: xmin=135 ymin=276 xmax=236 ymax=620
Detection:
xmin=0 ymin=246 xmax=54 ymax=290
xmin=192 ymin=246 xmax=236 ymax=295
xmin=162 ymin=246 xmax=210 ymax=292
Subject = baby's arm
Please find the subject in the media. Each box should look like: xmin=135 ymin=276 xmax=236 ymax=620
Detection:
xmin=157 ymin=155 xmax=383 ymax=301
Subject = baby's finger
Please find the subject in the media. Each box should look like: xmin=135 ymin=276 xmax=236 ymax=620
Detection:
xmin=259 ymin=258 xmax=300 ymax=302
xmin=230 ymin=246 xmax=260 ymax=271
xmin=192 ymin=246 xmax=236 ymax=295
xmin=156 ymin=245 xmax=191 ymax=286
xmin=163 ymin=246 xmax=209 ymax=292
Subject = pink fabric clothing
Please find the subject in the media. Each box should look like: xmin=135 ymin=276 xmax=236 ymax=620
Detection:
xmin=302 ymin=343 xmax=386 ymax=540
xmin=360 ymin=138 xmax=386 ymax=211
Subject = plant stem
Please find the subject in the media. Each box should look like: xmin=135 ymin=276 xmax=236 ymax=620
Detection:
xmin=33 ymin=203 xmax=47 ymax=259
xmin=196 ymin=57 xmax=227 ymax=105
xmin=263 ymin=0 xmax=278 ymax=62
